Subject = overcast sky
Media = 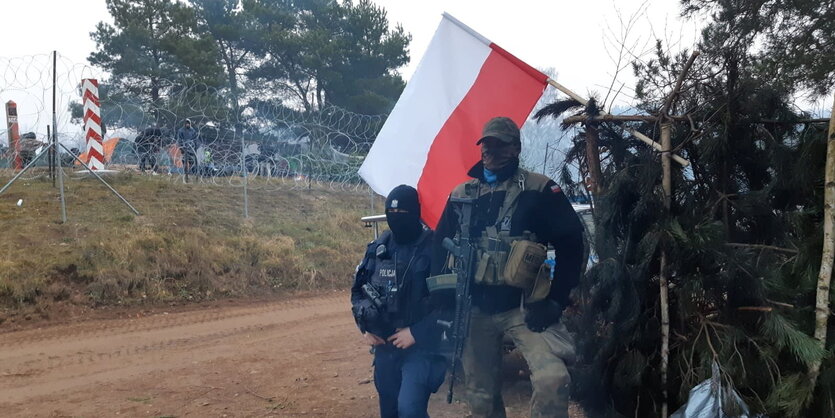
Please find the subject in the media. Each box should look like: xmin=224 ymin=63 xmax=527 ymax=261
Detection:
xmin=1 ymin=0 xmax=702 ymax=100
xmin=5 ymin=0 xmax=827 ymax=145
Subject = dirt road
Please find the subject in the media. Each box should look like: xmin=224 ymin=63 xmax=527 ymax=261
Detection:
xmin=0 ymin=292 xmax=541 ymax=417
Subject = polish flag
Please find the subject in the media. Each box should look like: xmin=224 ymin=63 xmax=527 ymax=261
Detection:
xmin=358 ymin=13 xmax=548 ymax=228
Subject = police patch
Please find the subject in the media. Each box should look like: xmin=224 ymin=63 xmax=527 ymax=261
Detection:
xmin=391 ymin=199 xmax=399 ymax=208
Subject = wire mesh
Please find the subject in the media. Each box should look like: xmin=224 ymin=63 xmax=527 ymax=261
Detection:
xmin=0 ymin=54 xmax=385 ymax=193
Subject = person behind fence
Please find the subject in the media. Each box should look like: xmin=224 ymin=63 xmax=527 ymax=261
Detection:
xmin=135 ymin=126 xmax=162 ymax=172
xmin=176 ymin=119 xmax=198 ymax=174
xmin=431 ymin=117 xmax=585 ymax=418
xmin=351 ymin=185 xmax=448 ymax=418
xmin=200 ymin=147 xmax=215 ymax=176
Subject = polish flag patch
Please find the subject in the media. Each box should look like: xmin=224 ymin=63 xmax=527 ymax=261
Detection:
xmin=550 ymin=184 xmax=562 ymax=193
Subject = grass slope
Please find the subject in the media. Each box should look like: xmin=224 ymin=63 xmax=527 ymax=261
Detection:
xmin=0 ymin=172 xmax=377 ymax=323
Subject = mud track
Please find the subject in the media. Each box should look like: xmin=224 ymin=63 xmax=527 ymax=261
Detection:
xmin=0 ymin=292 xmax=548 ymax=417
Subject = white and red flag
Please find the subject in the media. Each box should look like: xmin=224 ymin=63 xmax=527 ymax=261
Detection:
xmin=359 ymin=13 xmax=548 ymax=228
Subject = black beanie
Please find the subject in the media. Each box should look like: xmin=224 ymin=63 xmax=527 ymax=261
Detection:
xmin=385 ymin=185 xmax=422 ymax=244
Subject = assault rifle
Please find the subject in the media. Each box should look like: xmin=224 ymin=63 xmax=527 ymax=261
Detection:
xmin=443 ymin=186 xmax=478 ymax=404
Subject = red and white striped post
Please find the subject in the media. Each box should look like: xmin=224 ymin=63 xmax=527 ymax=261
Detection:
xmin=5 ymin=101 xmax=21 ymax=170
xmin=81 ymin=79 xmax=104 ymax=170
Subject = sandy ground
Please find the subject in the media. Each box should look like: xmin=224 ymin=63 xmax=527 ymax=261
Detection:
xmin=0 ymin=291 xmax=578 ymax=417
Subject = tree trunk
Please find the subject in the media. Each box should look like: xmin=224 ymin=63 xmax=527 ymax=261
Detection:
xmin=150 ymin=76 xmax=161 ymax=123
xmin=723 ymin=53 xmax=738 ymax=238
xmin=316 ymin=84 xmax=324 ymax=110
xmin=228 ymin=64 xmax=242 ymax=137
xmin=585 ymin=122 xmax=604 ymax=196
xmin=660 ymin=122 xmax=672 ymax=418
xmin=810 ymin=93 xmax=835 ymax=386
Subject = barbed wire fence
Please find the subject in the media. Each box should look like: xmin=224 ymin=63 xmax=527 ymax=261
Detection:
xmin=1 ymin=54 xmax=581 ymax=222
xmin=0 ymin=54 xmax=387 ymax=219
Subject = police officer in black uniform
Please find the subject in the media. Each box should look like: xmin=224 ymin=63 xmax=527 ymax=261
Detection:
xmin=351 ymin=185 xmax=447 ymax=418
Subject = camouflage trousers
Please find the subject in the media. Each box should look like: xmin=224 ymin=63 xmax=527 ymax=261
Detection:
xmin=462 ymin=306 xmax=575 ymax=418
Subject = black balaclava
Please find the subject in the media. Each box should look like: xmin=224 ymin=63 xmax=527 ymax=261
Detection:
xmin=385 ymin=185 xmax=423 ymax=245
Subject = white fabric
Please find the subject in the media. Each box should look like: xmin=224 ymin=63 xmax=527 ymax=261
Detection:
xmin=358 ymin=14 xmax=491 ymax=196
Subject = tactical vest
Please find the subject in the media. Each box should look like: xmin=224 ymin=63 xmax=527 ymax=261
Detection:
xmin=451 ymin=168 xmax=552 ymax=301
xmin=368 ymin=230 xmax=431 ymax=329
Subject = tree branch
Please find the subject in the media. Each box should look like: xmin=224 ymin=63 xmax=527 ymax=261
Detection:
xmin=724 ymin=243 xmax=799 ymax=254
xmin=660 ymin=51 xmax=701 ymax=118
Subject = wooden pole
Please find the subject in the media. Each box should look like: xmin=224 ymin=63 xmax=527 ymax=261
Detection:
xmin=659 ymin=122 xmax=672 ymax=418
xmin=564 ymin=114 xmax=663 ymax=124
xmin=658 ymin=51 xmax=699 ymax=418
xmin=547 ymin=78 xmax=690 ymax=167
xmin=811 ymin=93 xmax=835 ymax=386
xmin=585 ymin=122 xmax=603 ymax=195
xmin=5 ymin=101 xmax=21 ymax=169
xmin=564 ymin=114 xmax=826 ymax=125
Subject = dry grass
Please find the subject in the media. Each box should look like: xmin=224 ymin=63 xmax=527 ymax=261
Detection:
xmin=0 ymin=171 xmax=378 ymax=319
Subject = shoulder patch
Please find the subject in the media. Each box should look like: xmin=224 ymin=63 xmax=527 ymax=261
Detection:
xmin=543 ymin=179 xmax=563 ymax=194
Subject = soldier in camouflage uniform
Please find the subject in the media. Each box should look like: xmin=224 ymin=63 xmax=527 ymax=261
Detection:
xmin=432 ymin=117 xmax=584 ymax=418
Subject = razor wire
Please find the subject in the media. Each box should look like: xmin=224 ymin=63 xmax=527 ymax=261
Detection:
xmin=1 ymin=54 xmax=583 ymax=201
xmin=0 ymin=54 xmax=385 ymax=193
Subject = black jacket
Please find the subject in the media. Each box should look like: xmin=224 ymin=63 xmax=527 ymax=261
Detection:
xmin=431 ymin=161 xmax=585 ymax=314
xmin=135 ymin=128 xmax=163 ymax=150
xmin=351 ymin=229 xmax=443 ymax=352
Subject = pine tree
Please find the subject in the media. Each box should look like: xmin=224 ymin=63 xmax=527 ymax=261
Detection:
xmin=89 ymin=0 xmax=224 ymax=116
xmin=543 ymin=27 xmax=833 ymax=418
xmin=681 ymin=0 xmax=835 ymax=97
xmin=192 ymin=0 xmax=261 ymax=135
xmin=247 ymin=0 xmax=409 ymax=115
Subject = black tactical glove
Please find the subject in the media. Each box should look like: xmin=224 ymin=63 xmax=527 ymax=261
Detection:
xmin=524 ymin=299 xmax=563 ymax=332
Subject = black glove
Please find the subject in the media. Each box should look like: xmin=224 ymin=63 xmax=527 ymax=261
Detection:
xmin=524 ymin=299 xmax=563 ymax=332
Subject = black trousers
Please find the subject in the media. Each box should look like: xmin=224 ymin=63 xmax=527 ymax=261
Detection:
xmin=138 ymin=147 xmax=157 ymax=171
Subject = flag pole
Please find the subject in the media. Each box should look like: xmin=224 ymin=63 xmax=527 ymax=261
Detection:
xmin=441 ymin=13 xmax=491 ymax=45
xmin=546 ymin=78 xmax=690 ymax=167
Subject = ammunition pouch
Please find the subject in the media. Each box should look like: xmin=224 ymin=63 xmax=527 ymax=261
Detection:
xmin=426 ymin=274 xmax=458 ymax=292
xmin=504 ymin=239 xmax=548 ymax=289
xmin=472 ymin=227 xmax=547 ymax=288
xmin=472 ymin=227 xmax=511 ymax=286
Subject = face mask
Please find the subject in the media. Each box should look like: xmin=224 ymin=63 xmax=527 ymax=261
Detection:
xmin=481 ymin=141 xmax=520 ymax=171
xmin=386 ymin=211 xmax=422 ymax=244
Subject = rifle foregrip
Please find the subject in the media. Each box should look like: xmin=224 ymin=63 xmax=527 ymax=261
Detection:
xmin=442 ymin=237 xmax=459 ymax=256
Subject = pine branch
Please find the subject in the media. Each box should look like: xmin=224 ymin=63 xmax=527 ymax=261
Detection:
xmin=725 ymin=243 xmax=799 ymax=254
xmin=762 ymin=313 xmax=827 ymax=367
xmin=533 ymin=99 xmax=583 ymax=123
